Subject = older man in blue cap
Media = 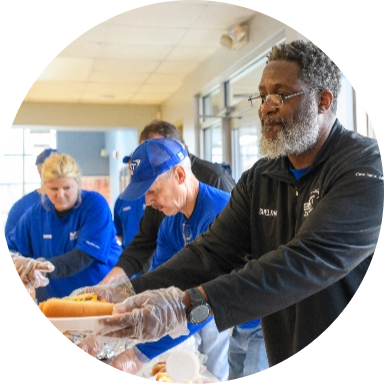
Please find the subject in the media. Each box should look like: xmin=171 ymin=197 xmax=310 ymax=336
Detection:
xmin=79 ymin=137 xmax=231 ymax=380
xmin=4 ymin=148 xmax=58 ymax=237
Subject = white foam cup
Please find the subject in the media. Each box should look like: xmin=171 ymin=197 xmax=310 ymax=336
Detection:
xmin=166 ymin=349 xmax=200 ymax=382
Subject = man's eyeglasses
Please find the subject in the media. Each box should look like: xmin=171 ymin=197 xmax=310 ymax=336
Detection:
xmin=248 ymin=89 xmax=322 ymax=109
xmin=182 ymin=223 xmax=192 ymax=247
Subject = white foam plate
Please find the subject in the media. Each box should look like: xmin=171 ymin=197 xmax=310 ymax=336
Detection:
xmin=48 ymin=315 xmax=112 ymax=333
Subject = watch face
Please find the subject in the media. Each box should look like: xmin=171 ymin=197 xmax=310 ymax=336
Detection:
xmin=191 ymin=305 xmax=210 ymax=323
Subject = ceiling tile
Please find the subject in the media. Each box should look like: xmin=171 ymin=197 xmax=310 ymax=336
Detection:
xmin=105 ymin=25 xmax=187 ymax=46
xmin=37 ymin=58 xmax=94 ymax=81
xmin=106 ymin=2 xmax=207 ymax=28
xmin=89 ymin=72 xmax=150 ymax=83
xmin=25 ymin=81 xmax=87 ymax=102
xmin=98 ymin=43 xmax=172 ymax=61
xmin=193 ymin=4 xmax=256 ymax=30
xmin=146 ymin=73 xmax=184 ymax=85
xmin=178 ymin=28 xmax=226 ymax=47
xmin=58 ymin=41 xmax=102 ymax=59
xmin=139 ymin=83 xmax=182 ymax=93
xmin=166 ymin=46 xmax=218 ymax=62
xmin=84 ymin=82 xmax=141 ymax=94
xmin=155 ymin=60 xmax=199 ymax=75
xmin=93 ymin=59 xmax=160 ymax=73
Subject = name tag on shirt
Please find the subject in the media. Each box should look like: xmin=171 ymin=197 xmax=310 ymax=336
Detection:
xmin=43 ymin=234 xmax=52 ymax=239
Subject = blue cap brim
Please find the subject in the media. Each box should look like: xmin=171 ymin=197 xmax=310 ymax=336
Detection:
xmin=120 ymin=177 xmax=156 ymax=201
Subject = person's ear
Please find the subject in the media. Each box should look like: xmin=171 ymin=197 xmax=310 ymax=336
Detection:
xmin=174 ymin=166 xmax=186 ymax=184
xmin=318 ymin=89 xmax=334 ymax=114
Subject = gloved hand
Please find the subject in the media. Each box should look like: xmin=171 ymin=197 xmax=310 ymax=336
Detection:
xmin=110 ymin=346 xmax=150 ymax=374
xmin=77 ymin=335 xmax=105 ymax=357
xmin=70 ymin=273 xmax=135 ymax=304
xmin=11 ymin=252 xmax=55 ymax=288
xmin=100 ymin=286 xmax=189 ymax=343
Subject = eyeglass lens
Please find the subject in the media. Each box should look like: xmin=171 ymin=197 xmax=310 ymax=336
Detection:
xmin=251 ymin=95 xmax=282 ymax=109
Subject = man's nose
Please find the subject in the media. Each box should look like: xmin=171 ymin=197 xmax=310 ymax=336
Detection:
xmin=259 ymin=99 xmax=277 ymax=115
xmin=144 ymin=193 xmax=152 ymax=205
xmin=57 ymin=189 xmax=65 ymax=198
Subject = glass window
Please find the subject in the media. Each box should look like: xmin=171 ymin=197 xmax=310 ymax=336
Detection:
xmin=336 ymin=75 xmax=354 ymax=130
xmin=232 ymin=124 xmax=260 ymax=181
xmin=202 ymin=87 xmax=221 ymax=121
xmin=0 ymin=156 xmax=24 ymax=183
xmin=24 ymin=154 xmax=41 ymax=183
xmin=355 ymin=93 xmax=368 ymax=136
xmin=367 ymin=119 xmax=375 ymax=139
xmin=2 ymin=129 xmax=24 ymax=155
xmin=337 ymin=75 xmax=374 ymax=138
xmin=227 ymin=56 xmax=267 ymax=108
xmin=227 ymin=54 xmax=268 ymax=181
xmin=0 ymin=126 xmax=56 ymax=228
xmin=203 ymin=123 xmax=222 ymax=164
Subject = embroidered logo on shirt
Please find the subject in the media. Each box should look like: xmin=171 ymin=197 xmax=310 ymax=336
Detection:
xmin=142 ymin=203 xmax=146 ymax=210
xmin=43 ymin=234 xmax=52 ymax=239
xmin=123 ymin=206 xmax=132 ymax=211
xmin=69 ymin=231 xmax=79 ymax=241
xmin=303 ymin=189 xmax=319 ymax=217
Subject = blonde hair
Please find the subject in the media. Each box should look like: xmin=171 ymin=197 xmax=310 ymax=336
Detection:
xmin=41 ymin=154 xmax=82 ymax=208
xmin=42 ymin=153 xmax=82 ymax=184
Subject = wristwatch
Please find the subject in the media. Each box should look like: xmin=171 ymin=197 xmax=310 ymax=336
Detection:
xmin=186 ymin=287 xmax=212 ymax=325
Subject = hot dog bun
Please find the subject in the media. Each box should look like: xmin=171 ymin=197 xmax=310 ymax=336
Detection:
xmin=39 ymin=296 xmax=113 ymax=318
xmin=151 ymin=362 xmax=166 ymax=376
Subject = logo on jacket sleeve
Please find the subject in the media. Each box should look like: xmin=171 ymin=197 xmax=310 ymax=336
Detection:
xmin=304 ymin=189 xmax=319 ymax=217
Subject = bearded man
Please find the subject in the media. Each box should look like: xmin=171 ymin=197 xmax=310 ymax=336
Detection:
xmin=95 ymin=40 xmax=384 ymax=370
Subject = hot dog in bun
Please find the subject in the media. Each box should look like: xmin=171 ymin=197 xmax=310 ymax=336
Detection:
xmin=39 ymin=294 xmax=114 ymax=317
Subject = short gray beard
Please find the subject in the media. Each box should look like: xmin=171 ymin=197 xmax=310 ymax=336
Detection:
xmin=259 ymin=97 xmax=320 ymax=159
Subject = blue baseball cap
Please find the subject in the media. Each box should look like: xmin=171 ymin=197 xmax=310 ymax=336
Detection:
xmin=35 ymin=148 xmax=58 ymax=165
xmin=121 ymin=138 xmax=188 ymax=201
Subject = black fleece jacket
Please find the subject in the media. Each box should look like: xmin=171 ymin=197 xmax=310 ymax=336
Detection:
xmin=131 ymin=120 xmax=383 ymax=366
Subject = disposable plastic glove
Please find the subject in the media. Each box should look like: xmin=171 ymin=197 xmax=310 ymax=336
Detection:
xmin=70 ymin=274 xmax=135 ymax=304
xmin=100 ymin=286 xmax=189 ymax=343
xmin=110 ymin=346 xmax=150 ymax=374
xmin=11 ymin=252 xmax=54 ymax=288
xmin=77 ymin=335 xmax=105 ymax=357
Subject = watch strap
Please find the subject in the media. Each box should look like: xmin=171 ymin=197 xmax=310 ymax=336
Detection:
xmin=186 ymin=287 xmax=206 ymax=304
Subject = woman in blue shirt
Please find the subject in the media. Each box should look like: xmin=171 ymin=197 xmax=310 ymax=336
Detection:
xmin=7 ymin=153 xmax=121 ymax=299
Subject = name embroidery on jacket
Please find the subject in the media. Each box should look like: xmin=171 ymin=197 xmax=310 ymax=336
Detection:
xmin=86 ymin=240 xmax=100 ymax=249
xmin=43 ymin=234 xmax=52 ymax=239
xmin=259 ymin=208 xmax=277 ymax=217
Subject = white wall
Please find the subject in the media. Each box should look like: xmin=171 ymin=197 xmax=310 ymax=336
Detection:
xmin=14 ymin=102 xmax=160 ymax=131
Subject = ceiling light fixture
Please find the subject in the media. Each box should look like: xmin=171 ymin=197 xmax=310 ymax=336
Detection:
xmin=220 ymin=23 xmax=248 ymax=51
